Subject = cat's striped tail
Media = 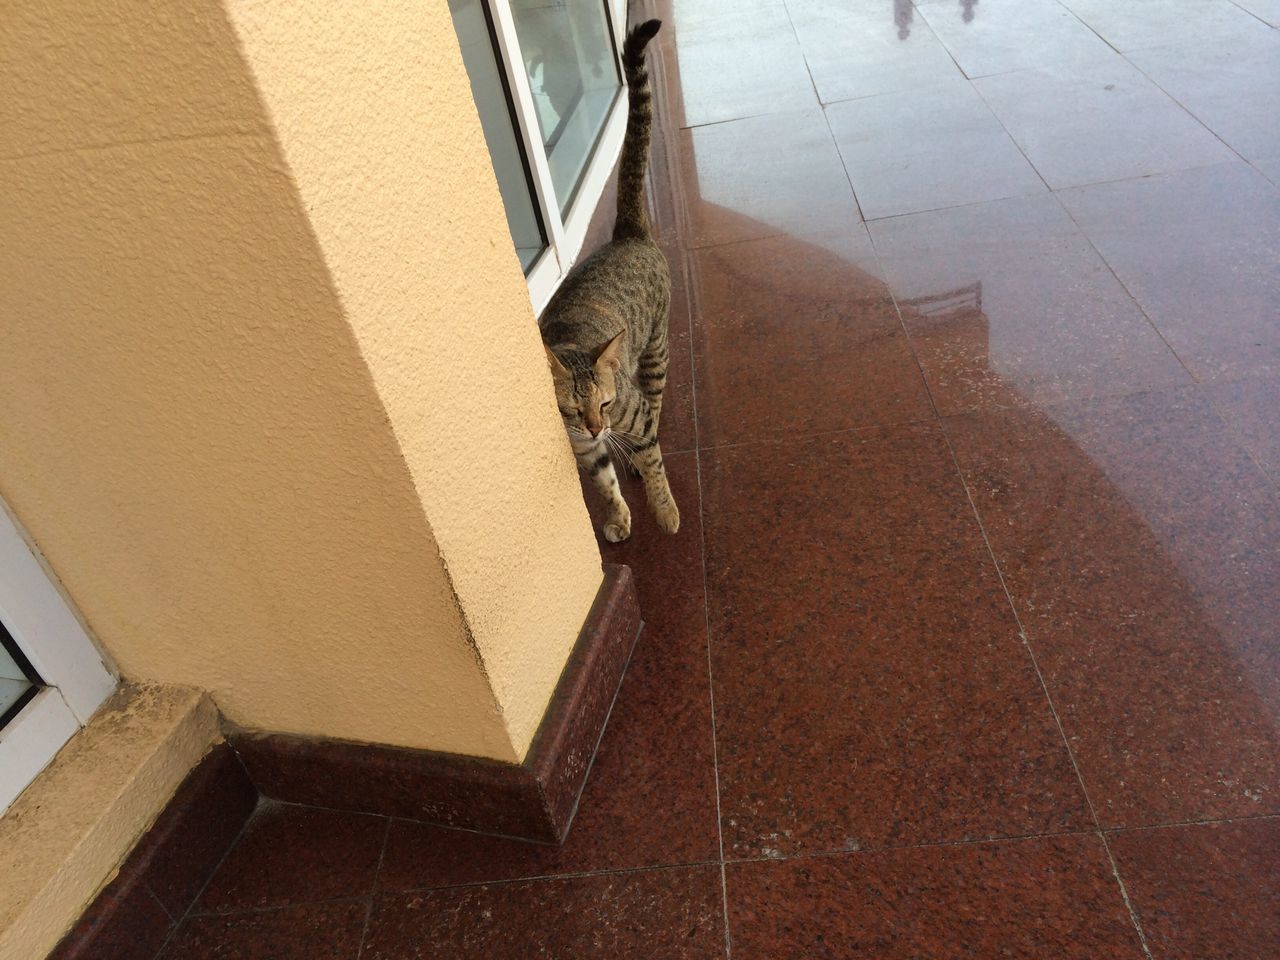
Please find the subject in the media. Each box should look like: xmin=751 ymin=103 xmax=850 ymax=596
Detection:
xmin=613 ymin=19 xmax=662 ymax=241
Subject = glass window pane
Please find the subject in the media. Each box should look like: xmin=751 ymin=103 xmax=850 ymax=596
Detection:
xmin=450 ymin=0 xmax=547 ymax=272
xmin=511 ymin=0 xmax=621 ymax=215
xmin=0 ymin=622 xmax=40 ymax=726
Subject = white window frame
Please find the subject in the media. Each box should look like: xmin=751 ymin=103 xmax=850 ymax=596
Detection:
xmin=486 ymin=0 xmax=631 ymax=314
xmin=0 ymin=498 xmax=117 ymax=814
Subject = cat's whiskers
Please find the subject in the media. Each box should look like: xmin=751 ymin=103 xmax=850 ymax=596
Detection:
xmin=605 ymin=432 xmax=637 ymax=471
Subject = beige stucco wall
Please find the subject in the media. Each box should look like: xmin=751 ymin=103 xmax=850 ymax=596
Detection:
xmin=226 ymin=0 xmax=605 ymax=758
xmin=0 ymin=685 xmax=220 ymax=960
xmin=0 ymin=0 xmax=600 ymax=762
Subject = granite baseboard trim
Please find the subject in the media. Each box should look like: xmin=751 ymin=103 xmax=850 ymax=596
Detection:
xmin=48 ymin=743 xmax=258 ymax=960
xmin=231 ymin=563 xmax=642 ymax=844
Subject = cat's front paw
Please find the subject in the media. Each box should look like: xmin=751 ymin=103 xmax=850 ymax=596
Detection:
xmin=655 ymin=500 xmax=680 ymax=535
xmin=603 ymin=505 xmax=632 ymax=543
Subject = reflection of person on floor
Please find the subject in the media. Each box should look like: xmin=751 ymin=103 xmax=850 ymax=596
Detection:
xmin=894 ymin=0 xmax=914 ymax=39
xmin=962 ymin=0 xmax=979 ymax=22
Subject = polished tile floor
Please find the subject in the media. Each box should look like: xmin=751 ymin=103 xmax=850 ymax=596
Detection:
xmin=153 ymin=0 xmax=1278 ymax=956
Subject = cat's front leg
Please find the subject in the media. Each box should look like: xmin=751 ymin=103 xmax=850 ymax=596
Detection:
xmin=575 ymin=438 xmax=632 ymax=542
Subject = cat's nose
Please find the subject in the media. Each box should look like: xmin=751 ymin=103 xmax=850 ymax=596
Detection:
xmin=588 ymin=424 xmax=603 ymax=437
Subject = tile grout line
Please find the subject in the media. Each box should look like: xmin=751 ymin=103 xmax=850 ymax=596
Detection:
xmin=355 ymin=817 xmax=393 ymax=960
xmin=652 ymin=24 xmax=736 ymax=952
xmin=383 ymin=858 xmax=725 ymax=899
xmin=1199 ymin=394 xmax=1280 ymax=490
xmin=186 ymin=894 xmax=373 ymax=921
xmin=1105 ymin=809 xmax=1280 ymax=836
xmin=685 ymin=243 xmax=734 ymax=960
xmin=148 ymin=798 xmax=264 ymax=959
xmin=663 ymin=104 xmax=734 ymax=955
xmin=934 ymin=422 xmax=1155 ymax=960
xmin=1049 ymin=186 xmax=1201 ymax=387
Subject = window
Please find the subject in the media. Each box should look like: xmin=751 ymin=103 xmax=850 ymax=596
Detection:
xmin=0 ymin=500 xmax=116 ymax=814
xmin=450 ymin=0 xmax=628 ymax=312
xmin=0 ymin=622 xmax=41 ymax=728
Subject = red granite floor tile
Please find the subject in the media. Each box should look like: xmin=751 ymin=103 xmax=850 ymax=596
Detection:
xmin=159 ymin=901 xmax=367 ymax=960
xmin=726 ymin=835 xmax=1146 ymax=959
xmin=701 ymin=421 xmax=1089 ymax=858
xmin=690 ymin=233 xmax=933 ymax=447
xmin=196 ymin=804 xmax=388 ymax=913
xmin=1109 ymin=817 xmax=1280 ymax=960
xmin=946 ymin=390 xmax=1280 ymax=828
xmin=364 ymin=866 xmax=725 ymax=960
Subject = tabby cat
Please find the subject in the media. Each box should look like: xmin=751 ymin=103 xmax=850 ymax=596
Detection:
xmin=540 ymin=19 xmax=677 ymax=543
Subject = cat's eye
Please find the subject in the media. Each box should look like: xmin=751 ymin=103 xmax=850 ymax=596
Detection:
xmin=600 ymin=400 xmax=612 ymax=410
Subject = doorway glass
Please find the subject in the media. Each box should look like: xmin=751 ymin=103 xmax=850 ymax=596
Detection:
xmin=450 ymin=0 xmax=548 ymax=271
xmin=511 ymin=0 xmax=621 ymax=215
xmin=0 ymin=621 xmax=40 ymax=727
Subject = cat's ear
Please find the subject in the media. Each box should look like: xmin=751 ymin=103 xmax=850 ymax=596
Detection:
xmin=543 ymin=344 xmax=570 ymax=378
xmin=593 ymin=331 xmax=625 ymax=373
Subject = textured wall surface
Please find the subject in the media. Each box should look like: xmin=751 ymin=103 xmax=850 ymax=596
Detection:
xmin=226 ymin=0 xmax=604 ymax=758
xmin=0 ymin=0 xmax=600 ymax=760
xmin=0 ymin=684 xmax=219 ymax=960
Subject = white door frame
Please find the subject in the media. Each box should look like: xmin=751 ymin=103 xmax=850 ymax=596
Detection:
xmin=486 ymin=0 xmax=631 ymax=314
xmin=0 ymin=499 xmax=117 ymax=813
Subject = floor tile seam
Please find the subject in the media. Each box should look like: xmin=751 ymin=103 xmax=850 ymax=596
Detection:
xmin=778 ymin=0 xmax=829 ymax=160
xmin=690 ymin=313 xmax=735 ymax=960
xmin=857 ymin=159 xmax=1234 ymax=224
xmin=670 ymin=182 xmax=734 ymax=957
xmin=815 ymin=80 xmax=877 ymax=229
xmin=1104 ymin=48 xmax=1255 ymax=168
xmin=185 ymin=893 xmax=372 ymax=920
xmin=143 ymin=883 xmax=178 ymax=927
xmin=1054 ymin=156 xmax=1250 ymax=196
xmin=1198 ymin=388 xmax=1280 ymax=490
xmin=912 ymin=1 xmax=985 ymax=83
xmin=692 ymin=410 xmax=940 ymax=457
xmin=1226 ymin=0 xmax=1280 ymax=28
xmin=687 ymin=230 xmax=789 ymax=254
xmin=148 ymin=795 xmax=263 ymax=959
xmin=934 ymin=421 xmax=1155 ymax=959
xmin=961 ymin=61 xmax=1058 ymax=197
xmin=724 ymin=825 xmax=1099 ymax=867
xmin=678 ymin=104 xmax=812 ymax=133
xmin=253 ymin=799 xmax=568 ymax=853
xmin=356 ymin=818 xmax=393 ymax=960
xmin=1046 ymin=185 xmax=1202 ymax=385
xmin=377 ymin=858 xmax=725 ymax=899
xmin=1049 ymin=0 xmax=1129 ymax=59
xmin=1097 ymin=829 xmax=1157 ymax=958
xmin=1104 ymin=810 xmax=1280 ymax=836
xmin=696 ymin=409 xmax=947 ymax=455
xmin=932 ymin=379 xmax=1207 ymax=426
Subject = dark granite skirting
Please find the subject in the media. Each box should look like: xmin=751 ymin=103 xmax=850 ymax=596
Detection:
xmin=48 ymin=744 xmax=258 ymax=960
xmin=231 ymin=563 xmax=641 ymax=843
